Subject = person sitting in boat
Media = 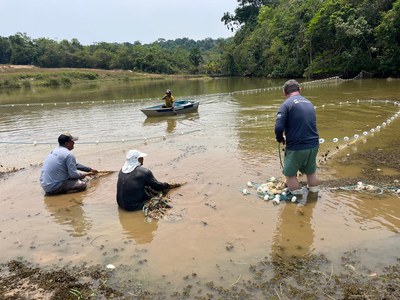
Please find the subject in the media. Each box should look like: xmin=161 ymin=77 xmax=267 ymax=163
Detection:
xmin=116 ymin=150 xmax=171 ymax=211
xmin=162 ymin=89 xmax=174 ymax=108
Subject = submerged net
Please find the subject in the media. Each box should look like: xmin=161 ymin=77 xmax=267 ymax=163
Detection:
xmin=142 ymin=182 xmax=184 ymax=220
xmin=328 ymin=181 xmax=400 ymax=195
xmin=241 ymin=178 xmax=400 ymax=207
xmin=312 ymin=99 xmax=399 ymax=167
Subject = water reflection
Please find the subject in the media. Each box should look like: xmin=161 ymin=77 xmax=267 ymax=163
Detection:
xmin=271 ymin=192 xmax=319 ymax=259
xmin=43 ymin=193 xmax=92 ymax=237
xmin=142 ymin=114 xmax=200 ymax=135
xmin=118 ymin=208 xmax=158 ymax=244
xmin=166 ymin=118 xmax=177 ymax=133
xmin=143 ymin=117 xmax=176 ymax=134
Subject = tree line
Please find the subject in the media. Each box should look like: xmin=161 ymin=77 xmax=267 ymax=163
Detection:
xmin=1 ymin=0 xmax=400 ymax=78
xmin=222 ymin=0 xmax=400 ymax=78
xmin=0 ymin=33 xmax=223 ymax=75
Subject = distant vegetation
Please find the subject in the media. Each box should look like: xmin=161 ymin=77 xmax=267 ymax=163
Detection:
xmin=1 ymin=0 xmax=399 ymax=82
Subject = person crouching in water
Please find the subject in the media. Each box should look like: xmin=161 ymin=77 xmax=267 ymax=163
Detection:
xmin=40 ymin=133 xmax=97 ymax=195
xmin=116 ymin=150 xmax=170 ymax=211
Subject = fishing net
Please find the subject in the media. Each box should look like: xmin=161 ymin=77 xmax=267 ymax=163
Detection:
xmin=241 ymin=177 xmax=400 ymax=206
xmin=327 ymin=181 xmax=400 ymax=195
xmin=241 ymin=177 xmax=300 ymax=205
xmin=142 ymin=182 xmax=185 ymax=219
xmin=142 ymin=192 xmax=173 ymax=220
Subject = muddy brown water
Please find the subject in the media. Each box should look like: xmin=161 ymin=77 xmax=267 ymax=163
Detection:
xmin=0 ymin=77 xmax=399 ymax=293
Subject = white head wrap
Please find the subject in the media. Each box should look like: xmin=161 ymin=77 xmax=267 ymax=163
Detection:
xmin=121 ymin=150 xmax=148 ymax=174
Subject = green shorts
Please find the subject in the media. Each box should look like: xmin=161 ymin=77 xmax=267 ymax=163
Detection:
xmin=283 ymin=146 xmax=319 ymax=177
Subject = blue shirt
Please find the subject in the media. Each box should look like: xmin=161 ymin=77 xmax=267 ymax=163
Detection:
xmin=274 ymin=95 xmax=319 ymax=150
xmin=40 ymin=146 xmax=91 ymax=193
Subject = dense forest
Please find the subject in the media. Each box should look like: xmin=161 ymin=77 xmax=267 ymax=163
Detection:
xmin=1 ymin=0 xmax=399 ymax=78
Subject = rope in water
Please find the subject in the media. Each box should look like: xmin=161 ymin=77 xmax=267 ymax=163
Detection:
xmin=278 ymin=143 xmax=284 ymax=169
xmin=328 ymin=184 xmax=400 ymax=196
xmin=0 ymin=129 xmax=202 ymax=145
xmin=0 ymin=76 xmax=342 ymax=108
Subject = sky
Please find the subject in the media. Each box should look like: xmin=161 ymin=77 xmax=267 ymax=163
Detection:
xmin=1 ymin=0 xmax=238 ymax=45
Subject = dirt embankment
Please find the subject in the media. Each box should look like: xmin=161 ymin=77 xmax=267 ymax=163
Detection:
xmin=1 ymin=253 xmax=400 ymax=300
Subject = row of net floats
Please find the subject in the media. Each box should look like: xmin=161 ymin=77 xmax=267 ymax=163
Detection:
xmin=317 ymin=105 xmax=399 ymax=146
xmin=0 ymin=129 xmax=202 ymax=146
xmin=0 ymin=76 xmax=343 ymax=108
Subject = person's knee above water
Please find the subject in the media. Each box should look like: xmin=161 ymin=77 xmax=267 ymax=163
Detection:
xmin=116 ymin=149 xmax=170 ymax=211
xmin=274 ymin=79 xmax=320 ymax=199
xmin=162 ymin=89 xmax=174 ymax=108
xmin=40 ymin=133 xmax=98 ymax=195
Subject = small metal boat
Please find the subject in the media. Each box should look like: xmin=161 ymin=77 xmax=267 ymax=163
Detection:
xmin=141 ymin=100 xmax=199 ymax=117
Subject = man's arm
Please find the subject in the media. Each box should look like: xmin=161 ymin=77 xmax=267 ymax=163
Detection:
xmin=65 ymin=155 xmax=85 ymax=179
xmin=144 ymin=169 xmax=169 ymax=191
xmin=274 ymin=106 xmax=287 ymax=143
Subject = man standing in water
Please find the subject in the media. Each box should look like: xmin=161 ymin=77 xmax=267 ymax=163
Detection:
xmin=40 ymin=133 xmax=97 ymax=194
xmin=274 ymin=80 xmax=320 ymax=204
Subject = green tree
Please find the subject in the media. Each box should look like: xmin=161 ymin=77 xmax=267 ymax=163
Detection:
xmin=189 ymin=47 xmax=203 ymax=73
xmin=35 ymin=38 xmax=62 ymax=67
xmin=8 ymin=33 xmax=36 ymax=65
xmin=305 ymin=0 xmax=376 ymax=77
xmin=375 ymin=0 xmax=400 ymax=76
xmin=0 ymin=37 xmax=11 ymax=64
xmin=221 ymin=0 xmax=277 ymax=32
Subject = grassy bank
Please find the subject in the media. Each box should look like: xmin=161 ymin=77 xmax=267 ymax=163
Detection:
xmin=0 ymin=65 xmax=201 ymax=90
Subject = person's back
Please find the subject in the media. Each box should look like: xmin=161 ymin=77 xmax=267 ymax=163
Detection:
xmin=40 ymin=133 xmax=95 ymax=194
xmin=276 ymin=95 xmax=319 ymax=150
xmin=40 ymin=146 xmax=75 ymax=193
xmin=116 ymin=150 xmax=169 ymax=211
xmin=274 ymin=80 xmax=320 ymax=204
xmin=117 ymin=166 xmax=153 ymax=211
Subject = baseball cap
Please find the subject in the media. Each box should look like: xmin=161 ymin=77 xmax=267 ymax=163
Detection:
xmin=58 ymin=133 xmax=78 ymax=144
